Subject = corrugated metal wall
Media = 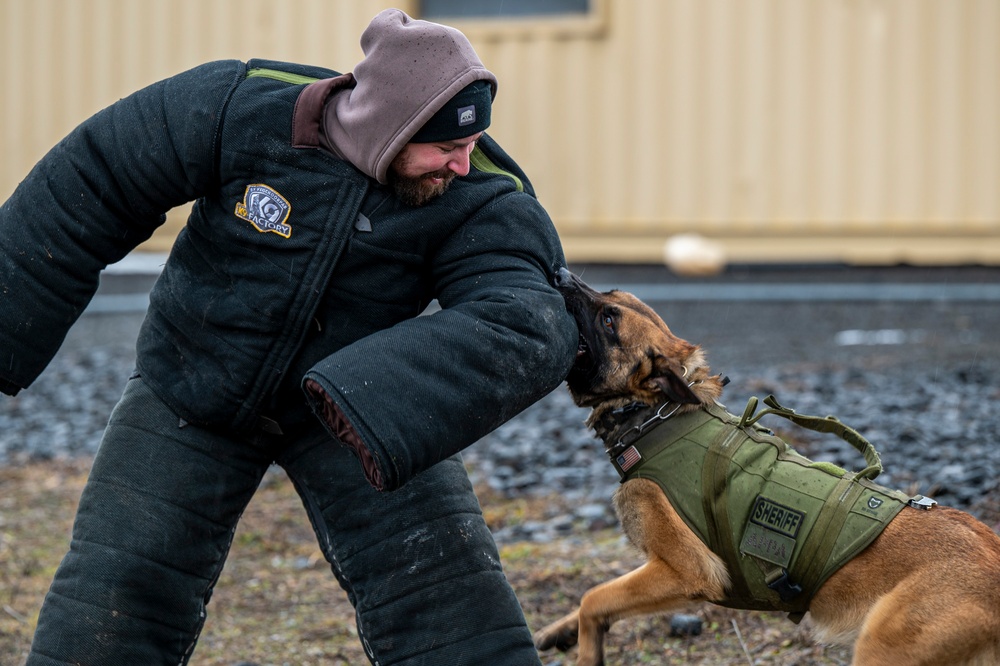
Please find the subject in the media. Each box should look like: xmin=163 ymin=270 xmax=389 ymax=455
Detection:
xmin=464 ymin=0 xmax=1000 ymax=264
xmin=2 ymin=0 xmax=998 ymax=264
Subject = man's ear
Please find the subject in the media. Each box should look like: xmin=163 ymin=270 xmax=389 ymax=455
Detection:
xmin=650 ymin=355 xmax=701 ymax=405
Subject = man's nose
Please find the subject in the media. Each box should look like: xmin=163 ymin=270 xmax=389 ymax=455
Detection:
xmin=447 ymin=146 xmax=473 ymax=176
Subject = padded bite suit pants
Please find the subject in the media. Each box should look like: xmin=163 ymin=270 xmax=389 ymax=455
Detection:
xmin=27 ymin=376 xmax=541 ymax=665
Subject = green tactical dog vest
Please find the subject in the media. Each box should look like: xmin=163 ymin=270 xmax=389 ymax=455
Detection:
xmin=610 ymin=396 xmax=919 ymax=619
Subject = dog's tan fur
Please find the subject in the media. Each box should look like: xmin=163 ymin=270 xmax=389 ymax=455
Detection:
xmin=535 ymin=269 xmax=1000 ymax=666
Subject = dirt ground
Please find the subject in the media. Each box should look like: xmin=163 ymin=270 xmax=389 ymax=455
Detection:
xmin=3 ymin=459 xmax=999 ymax=666
xmin=6 ymin=265 xmax=998 ymax=664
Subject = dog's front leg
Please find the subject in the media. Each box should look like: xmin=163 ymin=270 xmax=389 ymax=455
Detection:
xmin=536 ymin=556 xmax=705 ymax=666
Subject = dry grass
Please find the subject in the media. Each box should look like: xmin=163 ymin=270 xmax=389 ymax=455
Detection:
xmin=3 ymin=459 xmax=997 ymax=665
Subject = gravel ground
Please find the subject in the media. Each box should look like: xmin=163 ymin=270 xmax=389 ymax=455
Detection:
xmin=3 ymin=265 xmax=1000 ymax=544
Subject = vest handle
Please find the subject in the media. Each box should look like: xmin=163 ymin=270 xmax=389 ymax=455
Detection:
xmin=738 ymin=395 xmax=883 ymax=480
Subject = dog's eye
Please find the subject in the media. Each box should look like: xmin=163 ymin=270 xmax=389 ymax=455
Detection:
xmin=602 ymin=313 xmax=614 ymax=332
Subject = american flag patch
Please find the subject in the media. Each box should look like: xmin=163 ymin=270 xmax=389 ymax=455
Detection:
xmin=616 ymin=445 xmax=642 ymax=473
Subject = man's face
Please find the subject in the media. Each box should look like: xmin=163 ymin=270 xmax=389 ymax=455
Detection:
xmin=388 ymin=133 xmax=482 ymax=206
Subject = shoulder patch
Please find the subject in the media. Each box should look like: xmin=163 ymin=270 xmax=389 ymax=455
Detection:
xmin=235 ymin=184 xmax=292 ymax=238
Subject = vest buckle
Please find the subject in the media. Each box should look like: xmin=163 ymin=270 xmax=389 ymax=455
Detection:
xmin=907 ymin=495 xmax=938 ymax=510
xmin=765 ymin=569 xmax=803 ymax=602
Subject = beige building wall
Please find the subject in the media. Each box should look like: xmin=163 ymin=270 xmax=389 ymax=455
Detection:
xmin=2 ymin=0 xmax=998 ymax=265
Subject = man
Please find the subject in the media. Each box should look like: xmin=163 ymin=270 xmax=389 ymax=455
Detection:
xmin=0 ymin=9 xmax=577 ymax=665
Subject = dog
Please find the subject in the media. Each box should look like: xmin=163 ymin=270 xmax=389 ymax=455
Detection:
xmin=534 ymin=268 xmax=1000 ymax=666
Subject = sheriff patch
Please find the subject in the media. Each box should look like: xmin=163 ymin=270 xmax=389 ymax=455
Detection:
xmin=235 ymin=184 xmax=292 ymax=238
xmin=739 ymin=496 xmax=806 ymax=568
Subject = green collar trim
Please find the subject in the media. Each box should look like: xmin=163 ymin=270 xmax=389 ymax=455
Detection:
xmin=470 ymin=146 xmax=524 ymax=192
xmin=247 ymin=67 xmax=321 ymax=85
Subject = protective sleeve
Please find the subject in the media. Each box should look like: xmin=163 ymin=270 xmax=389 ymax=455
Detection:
xmin=303 ymin=192 xmax=578 ymax=491
xmin=0 ymin=60 xmax=244 ymax=395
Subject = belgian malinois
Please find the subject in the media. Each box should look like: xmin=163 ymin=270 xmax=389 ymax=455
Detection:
xmin=535 ymin=268 xmax=1000 ymax=666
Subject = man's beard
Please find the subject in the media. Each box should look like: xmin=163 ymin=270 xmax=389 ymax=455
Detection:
xmin=387 ymin=164 xmax=456 ymax=207
xmin=388 ymin=169 xmax=455 ymax=207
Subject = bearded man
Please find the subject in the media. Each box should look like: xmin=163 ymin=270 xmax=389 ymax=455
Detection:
xmin=0 ymin=9 xmax=577 ymax=665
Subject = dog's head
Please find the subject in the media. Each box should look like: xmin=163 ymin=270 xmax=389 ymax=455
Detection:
xmin=555 ymin=268 xmax=724 ymax=420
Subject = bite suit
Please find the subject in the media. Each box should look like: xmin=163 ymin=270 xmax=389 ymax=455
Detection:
xmin=0 ymin=11 xmax=577 ymax=665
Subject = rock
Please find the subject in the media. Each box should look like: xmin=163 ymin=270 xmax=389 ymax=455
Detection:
xmin=669 ymin=613 xmax=703 ymax=637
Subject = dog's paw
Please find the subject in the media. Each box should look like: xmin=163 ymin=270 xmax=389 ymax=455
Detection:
xmin=534 ymin=616 xmax=580 ymax=652
xmin=534 ymin=627 xmax=579 ymax=652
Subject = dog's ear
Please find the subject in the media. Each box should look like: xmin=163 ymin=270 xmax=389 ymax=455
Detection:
xmin=649 ymin=355 xmax=701 ymax=405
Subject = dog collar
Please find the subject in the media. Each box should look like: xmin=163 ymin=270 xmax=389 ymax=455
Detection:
xmin=607 ymin=403 xmax=722 ymax=480
xmin=606 ymin=399 xmax=687 ymax=459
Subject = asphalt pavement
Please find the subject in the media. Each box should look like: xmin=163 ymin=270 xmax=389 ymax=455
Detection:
xmin=564 ymin=262 xmax=1000 ymax=373
xmin=68 ymin=258 xmax=1000 ymax=377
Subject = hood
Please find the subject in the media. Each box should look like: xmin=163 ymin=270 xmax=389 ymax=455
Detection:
xmin=322 ymin=8 xmax=498 ymax=184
